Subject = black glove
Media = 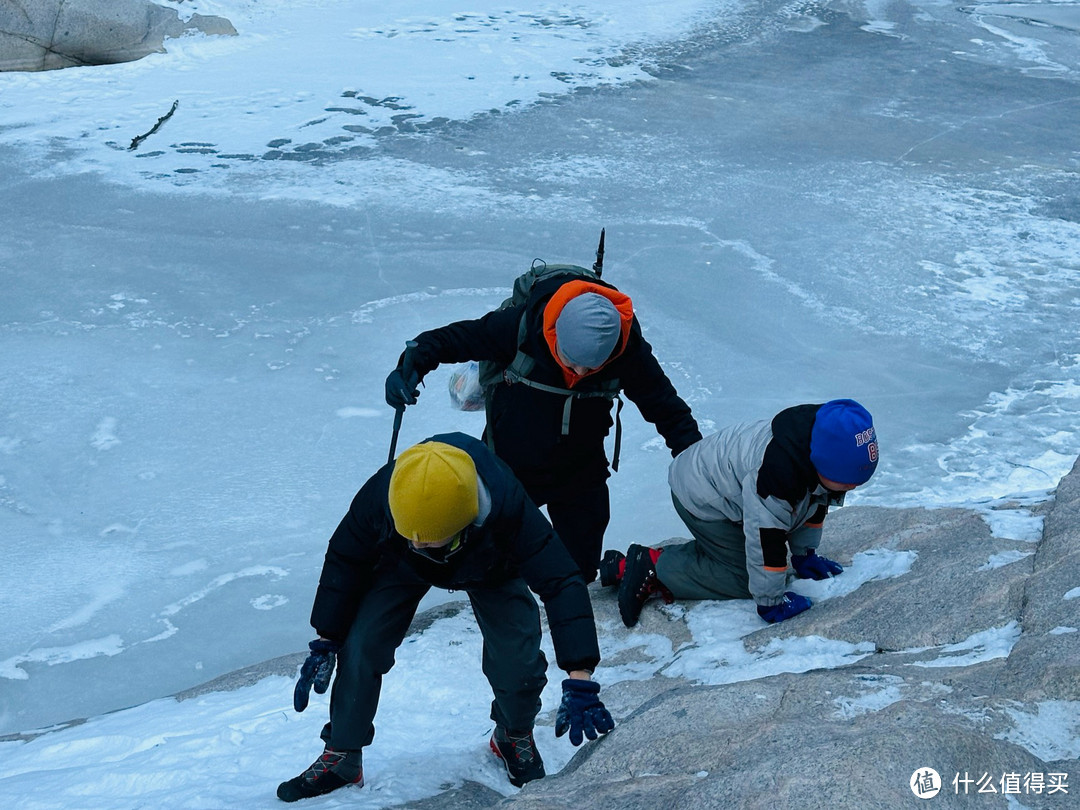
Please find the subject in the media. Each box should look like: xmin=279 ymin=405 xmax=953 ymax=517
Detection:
xmin=384 ymin=342 xmax=423 ymax=409
xmin=756 ymin=592 xmax=812 ymax=624
xmin=555 ymin=679 xmax=615 ymax=746
xmin=293 ymin=638 xmax=341 ymax=712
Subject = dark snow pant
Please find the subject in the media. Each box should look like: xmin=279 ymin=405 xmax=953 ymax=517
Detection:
xmin=654 ymin=493 xmax=753 ymax=600
xmin=525 ymin=480 xmax=610 ymax=584
xmin=322 ymin=561 xmax=548 ymax=751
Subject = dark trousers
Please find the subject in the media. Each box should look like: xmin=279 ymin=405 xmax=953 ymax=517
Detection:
xmin=322 ymin=560 xmax=548 ymax=751
xmin=654 ymin=493 xmax=752 ymax=600
xmin=526 ymin=481 xmax=610 ymax=584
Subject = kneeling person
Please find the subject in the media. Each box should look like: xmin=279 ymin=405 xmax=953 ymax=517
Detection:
xmin=278 ymin=433 xmax=613 ymax=802
xmin=604 ymin=400 xmax=879 ymax=627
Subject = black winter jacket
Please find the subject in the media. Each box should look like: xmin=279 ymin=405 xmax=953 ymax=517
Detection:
xmin=406 ymin=276 xmax=702 ymax=491
xmin=309 ymin=432 xmax=601 ymax=673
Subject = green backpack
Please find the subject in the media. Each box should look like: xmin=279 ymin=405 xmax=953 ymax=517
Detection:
xmin=477 ymin=232 xmax=626 ymax=470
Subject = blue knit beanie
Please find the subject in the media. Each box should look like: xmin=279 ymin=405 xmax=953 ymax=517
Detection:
xmin=809 ymin=399 xmax=879 ymax=485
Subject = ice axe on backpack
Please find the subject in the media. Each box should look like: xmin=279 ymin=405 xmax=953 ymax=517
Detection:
xmin=592 ymin=228 xmax=605 ymax=278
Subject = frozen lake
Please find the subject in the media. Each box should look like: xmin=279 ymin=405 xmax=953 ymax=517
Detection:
xmin=1 ymin=0 xmax=1079 ymax=736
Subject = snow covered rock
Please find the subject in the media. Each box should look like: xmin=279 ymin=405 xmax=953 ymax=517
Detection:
xmin=0 ymin=0 xmax=236 ymax=72
xmin=408 ymin=459 xmax=1080 ymax=809
xmin=489 ymin=461 xmax=1080 ymax=810
xmin=990 ymin=461 xmax=1080 ymax=703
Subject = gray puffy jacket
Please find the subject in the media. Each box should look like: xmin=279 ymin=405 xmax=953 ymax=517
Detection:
xmin=668 ymin=404 xmax=843 ymax=605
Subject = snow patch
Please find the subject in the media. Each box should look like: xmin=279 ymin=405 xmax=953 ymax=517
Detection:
xmin=911 ymin=623 xmax=1021 ymax=668
xmin=336 ymin=407 xmax=382 ymax=419
xmin=977 ymin=549 xmax=1034 ymax=571
xmin=159 ymin=567 xmax=289 ymax=618
xmin=90 ymin=418 xmax=120 ymax=451
xmin=0 ymin=636 xmax=125 ymax=681
xmin=833 ymin=675 xmax=906 ymax=719
xmin=250 ymin=594 xmax=288 ymax=611
xmin=996 ymin=701 xmax=1080 ymax=762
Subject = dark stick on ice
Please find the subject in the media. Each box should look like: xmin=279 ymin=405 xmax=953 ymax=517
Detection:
xmin=129 ymin=100 xmax=179 ymax=151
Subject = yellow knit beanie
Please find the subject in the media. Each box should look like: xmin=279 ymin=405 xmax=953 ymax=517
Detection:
xmin=389 ymin=442 xmax=479 ymax=544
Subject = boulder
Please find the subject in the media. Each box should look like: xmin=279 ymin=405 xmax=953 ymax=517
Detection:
xmin=0 ymin=0 xmax=236 ymax=72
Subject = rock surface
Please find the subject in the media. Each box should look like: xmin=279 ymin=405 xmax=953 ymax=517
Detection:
xmin=0 ymin=0 xmax=235 ymax=72
xmin=403 ymin=459 xmax=1080 ymax=808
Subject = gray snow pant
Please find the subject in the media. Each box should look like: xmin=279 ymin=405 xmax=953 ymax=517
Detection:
xmin=321 ymin=561 xmax=548 ymax=751
xmin=654 ymin=493 xmax=753 ymax=601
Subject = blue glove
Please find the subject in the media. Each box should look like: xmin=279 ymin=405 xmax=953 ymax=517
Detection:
xmin=384 ymin=344 xmax=423 ymax=409
xmin=790 ymin=549 xmax=844 ymax=580
xmin=293 ymin=639 xmax=341 ymax=712
xmin=555 ymin=679 xmax=615 ymax=746
xmin=756 ymin=592 xmax=813 ymax=624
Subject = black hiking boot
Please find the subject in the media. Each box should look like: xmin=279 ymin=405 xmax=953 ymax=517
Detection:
xmin=599 ymin=549 xmax=626 ymax=588
xmin=490 ymin=725 xmax=546 ymax=787
xmin=617 ymin=544 xmax=671 ymax=627
xmin=277 ymin=747 xmax=364 ymax=802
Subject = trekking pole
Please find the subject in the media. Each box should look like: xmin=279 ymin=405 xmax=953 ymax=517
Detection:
xmin=592 ymin=228 xmax=606 ymax=277
xmin=387 ymin=339 xmax=418 ymax=463
xmin=388 ymin=406 xmax=404 ymax=464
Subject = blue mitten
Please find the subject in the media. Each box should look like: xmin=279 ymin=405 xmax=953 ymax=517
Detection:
xmin=756 ymin=592 xmax=813 ymax=624
xmin=790 ymin=549 xmax=844 ymax=580
xmin=293 ymin=639 xmax=342 ymax=712
xmin=555 ymin=679 xmax=615 ymax=746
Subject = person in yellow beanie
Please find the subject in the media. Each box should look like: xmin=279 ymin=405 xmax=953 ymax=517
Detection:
xmin=277 ymin=432 xmax=614 ymax=802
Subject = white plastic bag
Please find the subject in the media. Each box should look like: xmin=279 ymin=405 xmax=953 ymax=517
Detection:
xmin=448 ymin=361 xmax=485 ymax=412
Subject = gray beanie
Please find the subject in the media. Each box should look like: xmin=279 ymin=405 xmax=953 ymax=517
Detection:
xmin=555 ymin=292 xmax=621 ymax=368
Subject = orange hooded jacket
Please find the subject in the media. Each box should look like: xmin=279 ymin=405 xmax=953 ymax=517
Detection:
xmin=541 ymin=280 xmax=634 ymax=388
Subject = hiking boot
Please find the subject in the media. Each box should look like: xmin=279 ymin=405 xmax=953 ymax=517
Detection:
xmin=617 ymin=544 xmax=670 ymax=627
xmin=598 ymin=549 xmax=626 ymax=588
xmin=490 ymin=725 xmax=546 ymax=787
xmin=277 ymin=747 xmax=364 ymax=802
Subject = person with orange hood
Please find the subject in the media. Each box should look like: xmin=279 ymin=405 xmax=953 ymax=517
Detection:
xmin=385 ymin=269 xmax=701 ymax=583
